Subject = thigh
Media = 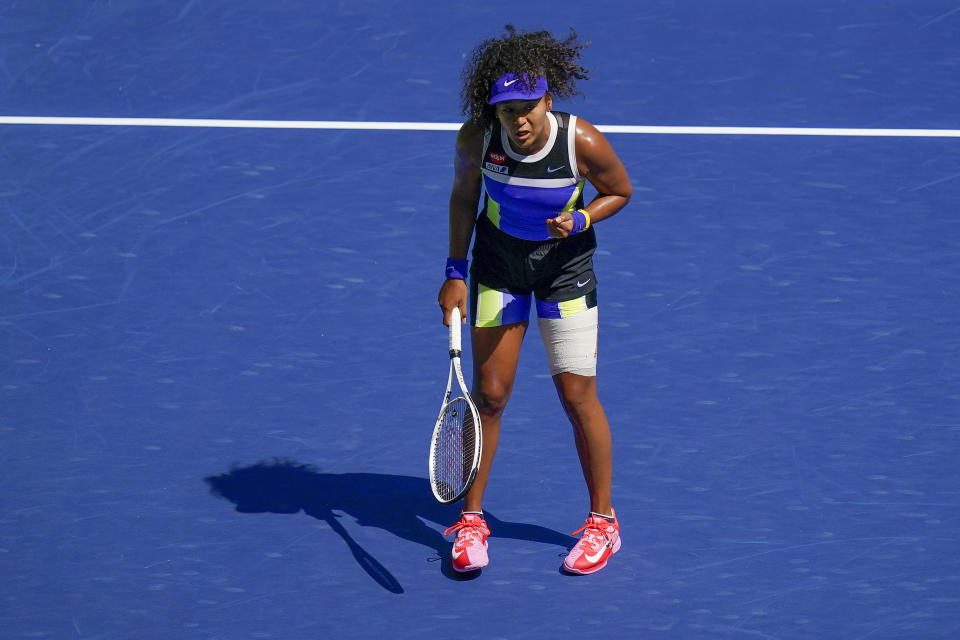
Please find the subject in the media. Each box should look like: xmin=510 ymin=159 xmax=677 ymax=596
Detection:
xmin=537 ymin=304 xmax=599 ymax=377
xmin=470 ymin=322 xmax=527 ymax=405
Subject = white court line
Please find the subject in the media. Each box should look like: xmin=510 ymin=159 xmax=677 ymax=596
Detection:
xmin=1 ymin=115 xmax=959 ymax=137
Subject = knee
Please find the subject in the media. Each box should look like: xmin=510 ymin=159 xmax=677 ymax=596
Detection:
xmin=555 ymin=375 xmax=598 ymax=415
xmin=473 ymin=379 xmax=512 ymax=418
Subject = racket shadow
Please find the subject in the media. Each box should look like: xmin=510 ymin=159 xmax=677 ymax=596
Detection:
xmin=204 ymin=459 xmax=574 ymax=590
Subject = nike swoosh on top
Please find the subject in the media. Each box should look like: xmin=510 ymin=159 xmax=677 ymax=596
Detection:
xmin=546 ymin=166 xmax=564 ymax=173
xmin=584 ymin=544 xmax=609 ymax=564
xmin=577 ymin=279 xmax=591 ymax=287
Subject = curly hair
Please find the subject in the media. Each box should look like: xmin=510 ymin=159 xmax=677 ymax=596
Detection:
xmin=460 ymin=25 xmax=589 ymax=127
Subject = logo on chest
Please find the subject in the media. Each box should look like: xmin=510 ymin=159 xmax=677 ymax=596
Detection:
xmin=484 ymin=162 xmax=509 ymax=174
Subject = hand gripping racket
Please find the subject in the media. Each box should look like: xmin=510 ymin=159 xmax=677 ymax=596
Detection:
xmin=429 ymin=306 xmax=482 ymax=504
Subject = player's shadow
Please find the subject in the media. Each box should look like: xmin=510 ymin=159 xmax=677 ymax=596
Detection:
xmin=204 ymin=459 xmax=574 ymax=593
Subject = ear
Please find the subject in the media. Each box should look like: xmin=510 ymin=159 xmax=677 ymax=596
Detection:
xmin=544 ymin=93 xmax=553 ymax=110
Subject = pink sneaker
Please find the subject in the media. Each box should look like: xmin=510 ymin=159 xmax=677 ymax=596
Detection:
xmin=443 ymin=512 xmax=490 ymax=572
xmin=562 ymin=510 xmax=621 ymax=575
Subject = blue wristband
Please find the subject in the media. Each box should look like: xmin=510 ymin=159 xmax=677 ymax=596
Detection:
xmin=445 ymin=257 xmax=469 ymax=280
xmin=570 ymin=209 xmax=590 ymax=235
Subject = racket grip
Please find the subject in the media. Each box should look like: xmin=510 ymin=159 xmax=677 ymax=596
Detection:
xmin=449 ymin=307 xmax=462 ymax=355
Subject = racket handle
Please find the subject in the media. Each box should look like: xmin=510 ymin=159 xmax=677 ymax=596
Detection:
xmin=449 ymin=306 xmax=462 ymax=355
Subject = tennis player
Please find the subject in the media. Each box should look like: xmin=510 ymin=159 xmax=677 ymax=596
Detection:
xmin=437 ymin=26 xmax=632 ymax=574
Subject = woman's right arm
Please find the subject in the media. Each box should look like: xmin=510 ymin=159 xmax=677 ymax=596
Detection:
xmin=438 ymin=121 xmax=484 ymax=325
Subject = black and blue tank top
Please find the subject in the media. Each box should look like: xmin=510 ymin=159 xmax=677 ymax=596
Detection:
xmin=480 ymin=111 xmax=586 ymax=241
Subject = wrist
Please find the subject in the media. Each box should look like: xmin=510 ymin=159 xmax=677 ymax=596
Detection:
xmin=570 ymin=209 xmax=591 ymax=235
xmin=445 ymin=257 xmax=469 ymax=280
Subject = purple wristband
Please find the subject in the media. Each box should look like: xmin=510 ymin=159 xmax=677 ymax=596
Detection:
xmin=570 ymin=209 xmax=589 ymax=235
xmin=445 ymin=257 xmax=469 ymax=280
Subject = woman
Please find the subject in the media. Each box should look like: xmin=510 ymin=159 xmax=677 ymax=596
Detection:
xmin=437 ymin=26 xmax=632 ymax=575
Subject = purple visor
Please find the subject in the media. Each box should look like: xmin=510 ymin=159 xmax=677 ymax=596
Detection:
xmin=488 ymin=72 xmax=549 ymax=105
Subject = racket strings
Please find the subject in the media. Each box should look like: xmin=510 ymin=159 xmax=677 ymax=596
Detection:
xmin=432 ymin=397 xmax=477 ymax=502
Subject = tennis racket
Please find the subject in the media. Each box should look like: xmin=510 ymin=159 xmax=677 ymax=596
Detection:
xmin=429 ymin=306 xmax=482 ymax=504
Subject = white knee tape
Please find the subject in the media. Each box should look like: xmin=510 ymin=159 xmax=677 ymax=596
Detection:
xmin=538 ymin=306 xmax=598 ymax=377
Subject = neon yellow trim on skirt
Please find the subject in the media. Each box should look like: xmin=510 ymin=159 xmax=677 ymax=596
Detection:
xmin=474 ymin=284 xmax=504 ymax=328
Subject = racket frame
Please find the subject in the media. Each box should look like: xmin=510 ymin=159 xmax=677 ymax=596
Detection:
xmin=429 ymin=307 xmax=482 ymax=504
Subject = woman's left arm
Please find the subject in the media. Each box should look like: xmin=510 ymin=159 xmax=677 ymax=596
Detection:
xmin=547 ymin=118 xmax=632 ymax=238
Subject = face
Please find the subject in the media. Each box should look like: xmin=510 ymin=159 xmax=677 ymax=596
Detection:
xmin=494 ymin=94 xmax=553 ymax=153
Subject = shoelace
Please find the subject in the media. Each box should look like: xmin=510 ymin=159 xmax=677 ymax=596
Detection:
xmin=444 ymin=519 xmax=489 ymax=541
xmin=571 ymin=521 xmax=610 ymax=551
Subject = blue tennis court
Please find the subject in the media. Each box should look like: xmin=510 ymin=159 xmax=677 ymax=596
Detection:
xmin=2 ymin=2 xmax=958 ymax=638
